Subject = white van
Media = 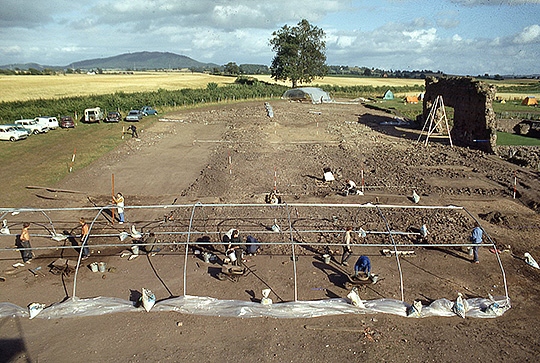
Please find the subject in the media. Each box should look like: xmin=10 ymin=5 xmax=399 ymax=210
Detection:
xmin=84 ymin=107 xmax=104 ymax=123
xmin=34 ymin=116 xmax=59 ymax=129
xmin=0 ymin=125 xmax=28 ymax=142
xmin=15 ymin=119 xmax=49 ymax=134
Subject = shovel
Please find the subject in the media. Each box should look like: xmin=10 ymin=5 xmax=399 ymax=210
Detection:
xmin=28 ymin=266 xmax=42 ymax=277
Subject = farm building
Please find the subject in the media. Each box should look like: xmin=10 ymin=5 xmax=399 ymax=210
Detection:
xmin=522 ymin=97 xmax=538 ymax=106
xmin=405 ymin=96 xmax=419 ymax=104
xmin=383 ymin=90 xmax=394 ymax=99
xmin=282 ymin=87 xmax=332 ymax=104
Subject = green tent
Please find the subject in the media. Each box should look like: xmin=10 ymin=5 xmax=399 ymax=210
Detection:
xmin=383 ymin=90 xmax=394 ymax=99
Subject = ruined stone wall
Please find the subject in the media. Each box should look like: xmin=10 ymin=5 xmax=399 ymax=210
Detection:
xmin=496 ymin=146 xmax=540 ymax=170
xmin=423 ymin=77 xmax=497 ymax=152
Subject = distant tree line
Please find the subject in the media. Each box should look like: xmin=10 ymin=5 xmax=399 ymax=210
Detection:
xmin=0 ymin=68 xmax=106 ymax=75
xmin=327 ymin=65 xmax=447 ymax=79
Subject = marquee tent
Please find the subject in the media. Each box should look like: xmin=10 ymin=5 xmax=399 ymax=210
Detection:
xmin=522 ymin=97 xmax=538 ymax=106
xmin=282 ymin=87 xmax=332 ymax=104
xmin=383 ymin=90 xmax=394 ymax=99
xmin=405 ymin=96 xmax=419 ymax=104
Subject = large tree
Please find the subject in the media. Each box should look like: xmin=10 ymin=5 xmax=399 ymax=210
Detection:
xmin=270 ymin=19 xmax=328 ymax=88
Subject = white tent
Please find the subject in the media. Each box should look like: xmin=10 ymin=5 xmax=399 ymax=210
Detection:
xmin=282 ymin=87 xmax=332 ymax=104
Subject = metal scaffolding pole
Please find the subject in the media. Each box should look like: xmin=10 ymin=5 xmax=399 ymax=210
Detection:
xmin=183 ymin=202 xmax=201 ymax=296
xmin=463 ymin=208 xmax=510 ymax=304
xmin=0 ymin=229 xmax=422 ymax=240
xmin=284 ymin=202 xmax=298 ymax=301
xmin=0 ymin=241 xmax=497 ymax=253
xmin=72 ymin=204 xmax=113 ymax=298
xmin=1 ymin=202 xmax=465 ymax=213
xmin=376 ymin=205 xmax=405 ymax=302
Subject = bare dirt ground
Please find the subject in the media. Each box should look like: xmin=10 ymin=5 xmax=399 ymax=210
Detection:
xmin=1 ymin=100 xmax=540 ymax=362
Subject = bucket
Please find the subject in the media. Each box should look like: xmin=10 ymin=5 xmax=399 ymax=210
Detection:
xmin=203 ymin=252 xmax=210 ymax=263
xmin=323 ymin=254 xmax=331 ymax=264
xmin=90 ymin=262 xmax=98 ymax=272
xmin=98 ymin=262 xmax=107 ymax=273
xmin=227 ymin=250 xmax=237 ymax=262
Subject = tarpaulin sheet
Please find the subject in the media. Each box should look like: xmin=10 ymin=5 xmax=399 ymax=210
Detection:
xmin=0 ymin=295 xmax=510 ymax=319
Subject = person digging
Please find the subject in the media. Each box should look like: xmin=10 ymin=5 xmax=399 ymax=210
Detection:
xmin=354 ymin=255 xmax=371 ymax=279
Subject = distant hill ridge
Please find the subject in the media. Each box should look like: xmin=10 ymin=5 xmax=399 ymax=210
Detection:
xmin=68 ymin=51 xmax=218 ymax=70
xmin=0 ymin=51 xmax=218 ymax=71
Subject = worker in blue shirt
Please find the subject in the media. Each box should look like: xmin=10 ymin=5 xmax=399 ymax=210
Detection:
xmin=470 ymin=223 xmax=483 ymax=264
xmin=354 ymin=255 xmax=371 ymax=277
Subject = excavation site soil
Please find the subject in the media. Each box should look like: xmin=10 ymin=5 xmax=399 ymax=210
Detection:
xmin=2 ymin=100 xmax=540 ymax=362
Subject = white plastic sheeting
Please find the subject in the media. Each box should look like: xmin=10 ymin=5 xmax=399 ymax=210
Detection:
xmin=0 ymin=295 xmax=509 ymax=320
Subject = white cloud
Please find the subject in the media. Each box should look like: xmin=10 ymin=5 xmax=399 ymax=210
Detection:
xmin=94 ymin=0 xmax=350 ymax=30
xmin=324 ymin=19 xmax=540 ymax=75
xmin=513 ymin=24 xmax=540 ymax=44
xmin=1 ymin=45 xmax=22 ymax=55
xmin=436 ymin=17 xmax=460 ymax=29
xmin=402 ymin=28 xmax=438 ymax=47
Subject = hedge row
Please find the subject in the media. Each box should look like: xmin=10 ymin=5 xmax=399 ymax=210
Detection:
xmin=0 ymin=82 xmax=433 ymax=123
xmin=0 ymin=83 xmax=288 ymax=123
xmin=319 ymin=84 xmax=425 ymax=97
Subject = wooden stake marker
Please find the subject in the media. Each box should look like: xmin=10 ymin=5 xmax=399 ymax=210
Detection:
xmin=69 ymin=147 xmax=76 ymax=173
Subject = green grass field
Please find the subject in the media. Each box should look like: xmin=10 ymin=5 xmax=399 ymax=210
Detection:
xmin=0 ymin=117 xmax=156 ymax=206
xmin=496 ymin=131 xmax=540 ymax=146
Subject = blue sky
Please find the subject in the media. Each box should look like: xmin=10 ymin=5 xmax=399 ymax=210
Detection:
xmin=0 ymin=0 xmax=539 ymax=75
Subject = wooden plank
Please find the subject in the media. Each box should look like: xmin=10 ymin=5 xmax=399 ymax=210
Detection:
xmin=26 ymin=186 xmax=87 ymax=194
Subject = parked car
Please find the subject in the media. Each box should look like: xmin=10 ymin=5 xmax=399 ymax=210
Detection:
xmin=0 ymin=125 xmax=28 ymax=142
xmin=125 ymin=110 xmax=143 ymax=122
xmin=34 ymin=116 xmax=59 ymax=130
xmin=141 ymin=106 xmax=158 ymax=116
xmin=5 ymin=124 xmax=32 ymax=137
xmin=15 ymin=119 xmax=49 ymax=134
xmin=59 ymin=116 xmax=75 ymax=128
xmin=84 ymin=107 xmax=104 ymax=123
xmin=105 ymin=111 xmax=122 ymax=122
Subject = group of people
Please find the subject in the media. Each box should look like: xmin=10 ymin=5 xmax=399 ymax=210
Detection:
xmin=340 ymin=226 xmax=371 ymax=276
xmin=15 ymin=217 xmax=91 ymax=266
xmin=14 ymin=193 xmax=128 ymax=265
xmin=222 ymin=229 xmax=261 ymax=267
xmin=337 ymin=223 xmax=485 ymax=277
xmin=14 ymin=191 xmax=486 ymax=270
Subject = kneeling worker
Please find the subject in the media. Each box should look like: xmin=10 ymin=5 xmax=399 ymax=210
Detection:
xmin=354 ymin=255 xmax=371 ymax=277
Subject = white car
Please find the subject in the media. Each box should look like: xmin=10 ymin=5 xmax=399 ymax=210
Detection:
xmin=5 ymin=124 xmax=32 ymax=137
xmin=34 ymin=116 xmax=59 ymax=129
xmin=0 ymin=125 xmax=28 ymax=142
xmin=15 ymin=119 xmax=49 ymax=134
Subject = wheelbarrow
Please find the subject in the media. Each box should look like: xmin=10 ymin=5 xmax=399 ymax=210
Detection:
xmin=344 ymin=272 xmax=379 ymax=290
xmin=216 ymin=263 xmax=251 ymax=282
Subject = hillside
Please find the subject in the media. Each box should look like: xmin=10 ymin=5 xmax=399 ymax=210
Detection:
xmin=67 ymin=51 xmax=218 ymax=70
xmin=0 ymin=51 xmax=218 ymax=71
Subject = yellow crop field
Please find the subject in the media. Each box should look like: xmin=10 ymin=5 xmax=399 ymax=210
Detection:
xmin=251 ymin=75 xmax=425 ymax=87
xmin=0 ymin=72 xmax=237 ymax=102
xmin=496 ymin=92 xmax=540 ymax=100
xmin=1 ymin=71 xmax=538 ymax=102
